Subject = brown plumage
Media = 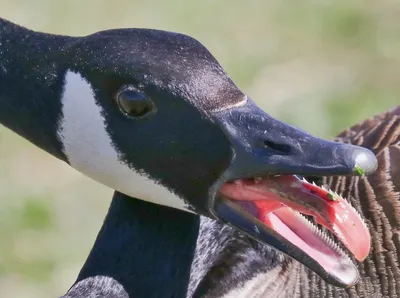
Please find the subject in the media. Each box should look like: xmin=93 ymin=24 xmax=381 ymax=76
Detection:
xmin=300 ymin=106 xmax=400 ymax=298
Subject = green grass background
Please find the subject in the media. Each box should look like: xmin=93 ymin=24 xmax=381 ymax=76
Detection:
xmin=0 ymin=1 xmax=398 ymax=297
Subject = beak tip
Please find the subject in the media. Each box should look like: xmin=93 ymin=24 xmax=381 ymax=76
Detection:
xmin=352 ymin=148 xmax=378 ymax=176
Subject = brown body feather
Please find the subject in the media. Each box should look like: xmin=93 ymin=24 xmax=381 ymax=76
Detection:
xmin=301 ymin=106 xmax=400 ymax=298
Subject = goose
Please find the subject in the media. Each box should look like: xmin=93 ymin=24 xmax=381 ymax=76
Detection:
xmin=0 ymin=18 xmax=378 ymax=298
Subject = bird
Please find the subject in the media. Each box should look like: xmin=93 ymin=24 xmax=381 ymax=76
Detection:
xmin=0 ymin=18 xmax=379 ymax=298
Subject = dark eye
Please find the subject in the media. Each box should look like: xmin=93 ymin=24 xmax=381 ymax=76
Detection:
xmin=115 ymin=86 xmax=156 ymax=119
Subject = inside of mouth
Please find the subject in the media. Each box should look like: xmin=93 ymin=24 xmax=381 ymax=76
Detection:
xmin=219 ymin=175 xmax=371 ymax=275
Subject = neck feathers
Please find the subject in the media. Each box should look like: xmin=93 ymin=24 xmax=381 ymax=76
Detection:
xmin=74 ymin=192 xmax=200 ymax=298
xmin=0 ymin=18 xmax=70 ymax=161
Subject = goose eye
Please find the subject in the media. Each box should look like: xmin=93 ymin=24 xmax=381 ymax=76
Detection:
xmin=116 ymin=87 xmax=156 ymax=119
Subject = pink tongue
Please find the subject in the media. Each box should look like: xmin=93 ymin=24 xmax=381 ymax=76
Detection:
xmin=267 ymin=207 xmax=345 ymax=272
xmin=220 ymin=175 xmax=371 ymax=261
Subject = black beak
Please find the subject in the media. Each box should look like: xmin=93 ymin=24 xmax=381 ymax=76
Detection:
xmin=208 ymin=98 xmax=377 ymax=287
xmin=215 ymin=99 xmax=377 ymax=180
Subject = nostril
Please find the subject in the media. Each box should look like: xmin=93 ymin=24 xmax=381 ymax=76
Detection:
xmin=263 ymin=140 xmax=292 ymax=155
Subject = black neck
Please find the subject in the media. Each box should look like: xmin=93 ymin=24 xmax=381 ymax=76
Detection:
xmin=0 ymin=18 xmax=70 ymax=160
xmin=69 ymin=192 xmax=200 ymax=298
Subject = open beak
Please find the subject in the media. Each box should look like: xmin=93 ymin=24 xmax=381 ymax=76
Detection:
xmin=209 ymin=98 xmax=377 ymax=288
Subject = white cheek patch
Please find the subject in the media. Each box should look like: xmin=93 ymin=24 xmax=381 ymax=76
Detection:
xmin=58 ymin=70 xmax=192 ymax=213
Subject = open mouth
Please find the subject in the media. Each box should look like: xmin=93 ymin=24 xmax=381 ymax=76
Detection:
xmin=215 ymin=174 xmax=370 ymax=286
xmin=208 ymin=98 xmax=377 ymax=287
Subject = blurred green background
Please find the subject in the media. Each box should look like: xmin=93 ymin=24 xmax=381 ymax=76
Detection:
xmin=0 ymin=1 xmax=398 ymax=297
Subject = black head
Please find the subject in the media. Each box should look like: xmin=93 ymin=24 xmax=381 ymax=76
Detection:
xmin=58 ymin=28 xmax=243 ymax=214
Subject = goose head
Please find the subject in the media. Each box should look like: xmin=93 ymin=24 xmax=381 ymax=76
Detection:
xmin=0 ymin=23 xmax=378 ymax=288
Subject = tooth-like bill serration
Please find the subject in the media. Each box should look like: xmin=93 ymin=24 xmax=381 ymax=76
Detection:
xmin=289 ymin=209 xmax=351 ymax=260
